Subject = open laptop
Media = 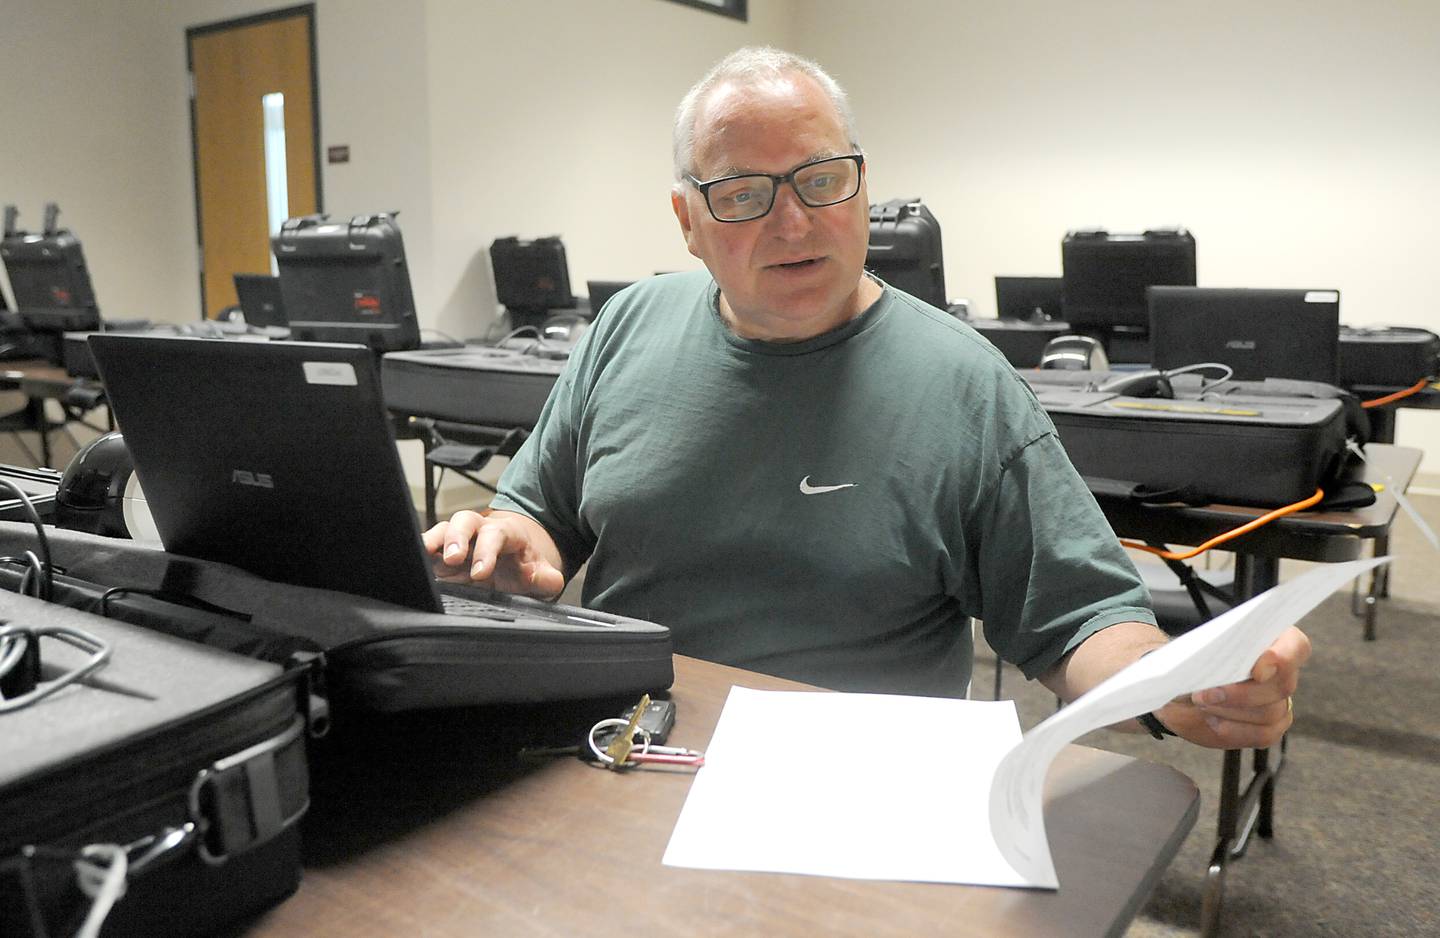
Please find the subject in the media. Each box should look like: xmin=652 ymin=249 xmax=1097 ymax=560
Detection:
xmin=994 ymin=276 xmax=1063 ymax=322
xmin=232 ymin=272 xmax=290 ymax=333
xmin=85 ymin=334 xmax=655 ymax=636
xmin=1148 ymin=286 xmax=1341 ymax=383
xmin=586 ymin=279 xmax=633 ymax=315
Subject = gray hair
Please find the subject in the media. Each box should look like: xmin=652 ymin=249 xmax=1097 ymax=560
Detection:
xmin=672 ymin=46 xmax=861 ymax=181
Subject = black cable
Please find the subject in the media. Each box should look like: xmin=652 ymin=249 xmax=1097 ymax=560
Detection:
xmin=0 ymin=554 xmax=48 ymax=600
xmin=95 ymin=586 xmax=253 ymax=622
xmin=0 ymin=479 xmax=53 ymax=601
xmin=1161 ymin=555 xmax=1212 ymax=624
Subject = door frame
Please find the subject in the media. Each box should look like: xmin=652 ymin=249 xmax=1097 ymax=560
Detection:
xmin=185 ymin=3 xmax=322 ymax=318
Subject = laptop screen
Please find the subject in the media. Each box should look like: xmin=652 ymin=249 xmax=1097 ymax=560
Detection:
xmin=1148 ymin=286 xmax=1341 ymax=383
xmin=88 ymin=335 xmax=445 ymax=612
xmin=586 ymin=280 xmax=633 ymax=315
xmin=994 ymin=276 xmax=1063 ymax=322
xmin=232 ymin=273 xmax=288 ymax=328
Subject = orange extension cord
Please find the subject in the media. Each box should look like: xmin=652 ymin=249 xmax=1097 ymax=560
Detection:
xmin=1121 ymin=487 xmax=1326 ymax=561
xmin=1360 ymin=378 xmax=1433 ymax=409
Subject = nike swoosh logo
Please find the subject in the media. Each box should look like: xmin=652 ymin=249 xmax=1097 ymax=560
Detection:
xmin=799 ymin=475 xmax=858 ymax=495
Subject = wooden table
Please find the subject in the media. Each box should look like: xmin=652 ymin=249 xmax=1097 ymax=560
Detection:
xmin=241 ymin=656 xmax=1198 ymax=938
xmin=1091 ymin=443 xmax=1422 ymax=937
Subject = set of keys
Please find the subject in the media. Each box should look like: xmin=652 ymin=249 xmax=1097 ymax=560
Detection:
xmin=588 ymin=695 xmax=704 ymax=770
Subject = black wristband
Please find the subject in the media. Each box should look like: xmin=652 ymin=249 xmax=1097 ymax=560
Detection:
xmin=1138 ymin=711 xmax=1176 ymax=740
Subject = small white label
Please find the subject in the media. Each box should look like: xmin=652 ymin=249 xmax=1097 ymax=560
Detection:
xmin=1304 ymin=290 xmax=1339 ymax=303
xmin=303 ymin=361 xmax=358 ymax=386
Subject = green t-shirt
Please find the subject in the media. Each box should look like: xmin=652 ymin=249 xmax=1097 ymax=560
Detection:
xmin=491 ymin=271 xmax=1154 ymax=696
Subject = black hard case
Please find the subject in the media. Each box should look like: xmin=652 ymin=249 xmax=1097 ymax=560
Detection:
xmin=1339 ymin=325 xmax=1440 ymax=388
xmin=1061 ymin=228 xmax=1196 ymax=329
xmin=273 ymin=213 xmax=420 ymax=351
xmin=866 ymin=198 xmax=946 ymax=310
xmin=0 ymin=593 xmax=308 ymax=938
xmin=382 ymin=344 xmax=565 ymax=428
xmin=1024 ymin=379 xmax=1350 ymax=506
xmin=0 ymin=230 xmax=99 ymax=331
xmin=0 ymin=524 xmax=674 ymax=715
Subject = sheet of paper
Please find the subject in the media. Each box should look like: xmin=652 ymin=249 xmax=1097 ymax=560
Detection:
xmin=663 ymin=688 xmax=1033 ymax=885
xmin=664 ymin=556 xmax=1386 ymax=889
xmin=988 ymin=555 xmax=1388 ymax=886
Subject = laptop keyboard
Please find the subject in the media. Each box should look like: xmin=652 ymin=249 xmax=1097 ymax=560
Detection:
xmin=439 ymin=592 xmax=620 ymax=628
xmin=440 ymin=593 xmax=517 ymax=621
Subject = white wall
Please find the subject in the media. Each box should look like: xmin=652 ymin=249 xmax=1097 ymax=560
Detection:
xmin=796 ymin=0 xmax=1440 ymax=466
xmin=420 ymin=0 xmax=794 ymax=340
xmin=3 ymin=0 xmax=1435 ymax=470
xmin=0 ymin=1 xmax=193 ymax=323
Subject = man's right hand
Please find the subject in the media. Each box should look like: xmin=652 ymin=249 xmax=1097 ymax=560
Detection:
xmin=422 ymin=509 xmax=566 ymax=600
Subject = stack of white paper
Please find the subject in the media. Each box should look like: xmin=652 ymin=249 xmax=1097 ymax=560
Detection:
xmin=663 ymin=556 xmax=1386 ymax=888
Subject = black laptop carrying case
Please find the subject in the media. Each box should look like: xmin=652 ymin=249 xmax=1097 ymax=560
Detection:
xmin=381 ymin=344 xmax=565 ymax=428
xmin=0 ymin=592 xmax=308 ymax=938
xmin=1025 ymin=380 xmax=1352 ymax=507
xmin=1338 ymin=325 xmax=1440 ymax=388
xmin=0 ymin=525 xmax=673 ymax=715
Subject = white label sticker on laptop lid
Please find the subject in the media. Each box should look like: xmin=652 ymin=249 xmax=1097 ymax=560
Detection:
xmin=303 ymin=361 xmax=358 ymax=386
xmin=1304 ymin=291 xmax=1339 ymax=303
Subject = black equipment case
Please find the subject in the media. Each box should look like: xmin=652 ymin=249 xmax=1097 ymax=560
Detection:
xmin=381 ymin=343 xmax=566 ymax=428
xmin=866 ymin=198 xmax=946 ymax=310
xmin=1339 ymin=325 xmax=1440 ymax=388
xmin=0 ymin=232 xmax=99 ymax=333
xmin=0 ymin=592 xmax=309 ymax=937
xmin=273 ymin=213 xmax=420 ymax=352
xmin=1060 ymin=228 xmax=1196 ymax=329
xmin=0 ymin=524 xmax=673 ymax=715
xmin=1023 ymin=375 xmax=1352 ymax=507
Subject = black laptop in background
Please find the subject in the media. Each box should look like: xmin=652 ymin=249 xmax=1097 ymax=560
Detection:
xmin=994 ymin=276 xmax=1064 ymax=322
xmin=1148 ymin=286 xmax=1341 ymax=383
xmin=85 ymin=334 xmax=645 ymax=629
xmin=586 ymin=279 xmax=634 ymax=315
xmin=232 ymin=273 xmax=288 ymax=330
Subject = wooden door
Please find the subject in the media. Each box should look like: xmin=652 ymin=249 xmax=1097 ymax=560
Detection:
xmin=188 ymin=5 xmax=319 ymax=319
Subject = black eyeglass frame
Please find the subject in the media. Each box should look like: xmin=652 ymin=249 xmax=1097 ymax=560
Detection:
xmin=684 ymin=153 xmax=866 ymax=223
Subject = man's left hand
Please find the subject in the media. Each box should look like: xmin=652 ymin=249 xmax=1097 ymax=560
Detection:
xmin=1157 ymin=626 xmax=1312 ymax=749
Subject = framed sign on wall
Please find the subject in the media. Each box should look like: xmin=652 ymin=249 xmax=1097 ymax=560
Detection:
xmin=665 ymin=0 xmax=747 ymax=22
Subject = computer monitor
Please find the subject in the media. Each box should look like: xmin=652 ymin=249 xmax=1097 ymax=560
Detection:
xmin=1148 ymin=286 xmax=1341 ymax=383
xmin=866 ymin=198 xmax=946 ymax=310
xmin=994 ymin=276 xmax=1063 ymax=322
xmin=1061 ymin=229 xmax=1196 ymax=330
xmin=0 ymin=203 xmax=101 ymax=333
xmin=490 ymin=236 xmax=577 ymax=328
xmin=273 ymin=213 xmax=420 ymax=352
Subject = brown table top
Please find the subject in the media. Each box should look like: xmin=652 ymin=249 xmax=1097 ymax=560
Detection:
xmin=0 ymin=357 xmax=76 ymax=391
xmin=242 ymin=656 xmax=1198 ymax=938
xmin=1095 ymin=443 xmax=1422 ymax=562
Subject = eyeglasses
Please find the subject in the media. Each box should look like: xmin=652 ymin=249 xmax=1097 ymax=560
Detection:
xmin=685 ymin=154 xmax=865 ymax=223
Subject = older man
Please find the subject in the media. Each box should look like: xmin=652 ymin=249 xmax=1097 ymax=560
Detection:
xmin=425 ymin=47 xmax=1307 ymax=748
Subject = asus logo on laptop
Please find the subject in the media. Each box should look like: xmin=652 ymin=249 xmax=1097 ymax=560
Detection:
xmin=231 ymin=470 xmax=275 ymax=489
xmin=1225 ymin=339 xmax=1258 ymax=350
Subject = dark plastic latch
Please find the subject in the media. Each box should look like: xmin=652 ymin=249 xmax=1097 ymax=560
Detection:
xmin=189 ymin=716 xmax=309 ymax=865
xmin=287 ymin=650 xmax=331 ymax=738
